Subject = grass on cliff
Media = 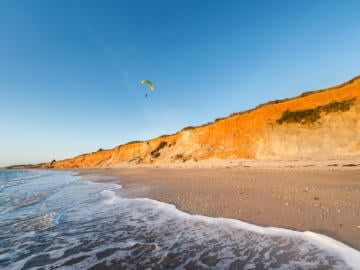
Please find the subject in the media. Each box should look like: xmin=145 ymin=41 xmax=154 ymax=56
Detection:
xmin=277 ymin=98 xmax=356 ymax=125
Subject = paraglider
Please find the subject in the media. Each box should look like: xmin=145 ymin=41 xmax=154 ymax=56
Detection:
xmin=140 ymin=80 xmax=155 ymax=98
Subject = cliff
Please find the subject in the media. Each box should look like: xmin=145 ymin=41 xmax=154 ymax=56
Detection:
xmin=35 ymin=76 xmax=360 ymax=168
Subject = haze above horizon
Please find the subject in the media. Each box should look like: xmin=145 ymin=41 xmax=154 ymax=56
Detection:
xmin=1 ymin=0 xmax=360 ymax=166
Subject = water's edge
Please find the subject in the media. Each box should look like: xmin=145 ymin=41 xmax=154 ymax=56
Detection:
xmin=72 ymin=169 xmax=360 ymax=269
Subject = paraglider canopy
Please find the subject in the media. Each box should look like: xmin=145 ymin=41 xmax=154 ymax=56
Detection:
xmin=140 ymin=80 xmax=155 ymax=91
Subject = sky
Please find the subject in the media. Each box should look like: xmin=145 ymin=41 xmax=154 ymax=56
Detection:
xmin=1 ymin=0 xmax=360 ymax=166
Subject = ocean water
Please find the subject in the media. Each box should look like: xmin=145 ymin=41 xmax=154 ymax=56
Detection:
xmin=0 ymin=170 xmax=359 ymax=270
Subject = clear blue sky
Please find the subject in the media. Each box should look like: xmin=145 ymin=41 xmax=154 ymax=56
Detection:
xmin=1 ymin=0 xmax=360 ymax=166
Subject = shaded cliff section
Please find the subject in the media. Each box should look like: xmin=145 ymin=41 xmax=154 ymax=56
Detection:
xmin=14 ymin=76 xmax=360 ymax=169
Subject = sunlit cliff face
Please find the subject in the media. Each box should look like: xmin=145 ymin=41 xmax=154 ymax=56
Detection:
xmin=49 ymin=77 xmax=360 ymax=169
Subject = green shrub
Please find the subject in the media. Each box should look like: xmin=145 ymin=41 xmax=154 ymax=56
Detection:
xmin=277 ymin=98 xmax=356 ymax=125
xmin=322 ymin=98 xmax=355 ymax=113
xmin=277 ymin=108 xmax=321 ymax=124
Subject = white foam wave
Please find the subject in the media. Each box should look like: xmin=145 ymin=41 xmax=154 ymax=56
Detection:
xmin=95 ymin=185 xmax=360 ymax=269
xmin=100 ymin=190 xmax=119 ymax=205
xmin=100 ymin=184 xmax=122 ymax=204
xmin=125 ymin=197 xmax=360 ymax=269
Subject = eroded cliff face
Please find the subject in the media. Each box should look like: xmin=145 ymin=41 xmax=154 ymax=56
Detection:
xmin=256 ymin=102 xmax=360 ymax=159
xmin=51 ymin=76 xmax=360 ymax=168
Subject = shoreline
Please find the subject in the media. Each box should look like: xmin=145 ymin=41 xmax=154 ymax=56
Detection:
xmin=74 ymin=163 xmax=360 ymax=250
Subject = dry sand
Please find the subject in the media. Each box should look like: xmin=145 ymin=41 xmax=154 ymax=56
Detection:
xmin=77 ymin=162 xmax=360 ymax=250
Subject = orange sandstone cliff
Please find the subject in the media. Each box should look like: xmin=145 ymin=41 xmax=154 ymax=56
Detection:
xmin=45 ymin=76 xmax=360 ymax=168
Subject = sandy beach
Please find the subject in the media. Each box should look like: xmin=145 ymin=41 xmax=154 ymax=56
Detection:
xmin=77 ymin=162 xmax=360 ymax=251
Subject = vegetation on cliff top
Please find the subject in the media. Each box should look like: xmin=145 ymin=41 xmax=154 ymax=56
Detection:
xmin=277 ymin=98 xmax=356 ymax=125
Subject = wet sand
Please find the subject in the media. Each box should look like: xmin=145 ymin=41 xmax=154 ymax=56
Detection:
xmin=77 ymin=164 xmax=360 ymax=250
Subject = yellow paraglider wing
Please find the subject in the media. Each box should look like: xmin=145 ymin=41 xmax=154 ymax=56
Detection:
xmin=140 ymin=80 xmax=155 ymax=91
